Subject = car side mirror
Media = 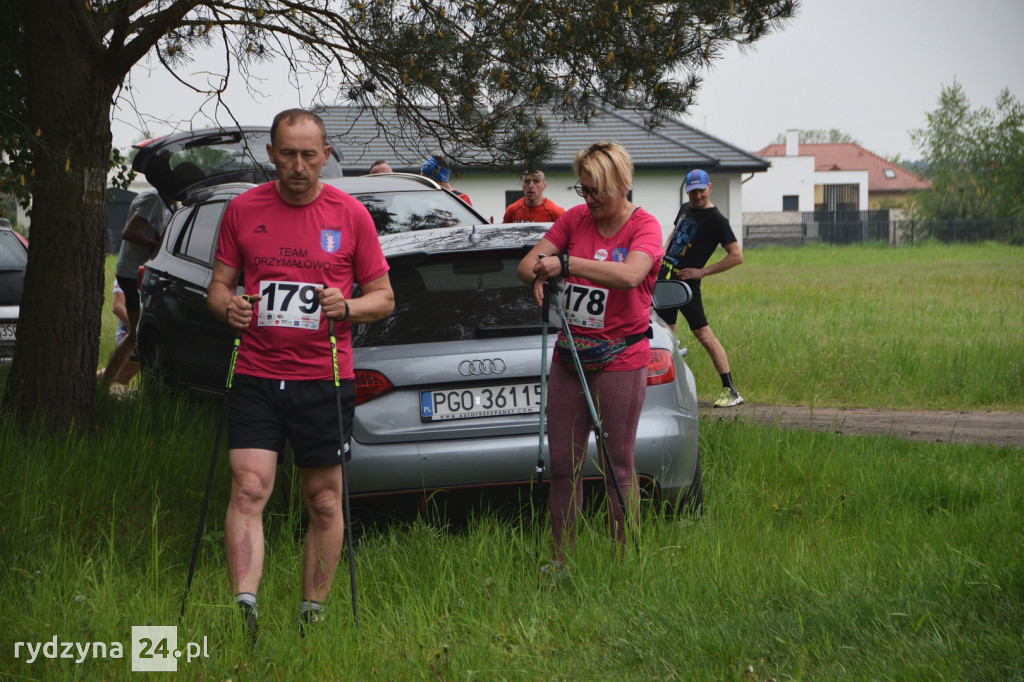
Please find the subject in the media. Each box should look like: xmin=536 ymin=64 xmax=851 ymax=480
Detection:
xmin=652 ymin=279 xmax=692 ymax=311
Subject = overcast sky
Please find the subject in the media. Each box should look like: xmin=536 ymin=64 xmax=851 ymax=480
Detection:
xmin=110 ymin=0 xmax=1024 ymax=162
xmin=683 ymin=0 xmax=1024 ymax=160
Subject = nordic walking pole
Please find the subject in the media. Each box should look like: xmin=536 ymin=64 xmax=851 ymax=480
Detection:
xmin=535 ymin=281 xmax=550 ymax=492
xmin=179 ymin=295 xmax=249 ymax=626
xmin=533 ymin=280 xmax=551 ymax=568
xmin=328 ymin=318 xmax=359 ymax=630
xmin=552 ymin=299 xmax=631 ymax=531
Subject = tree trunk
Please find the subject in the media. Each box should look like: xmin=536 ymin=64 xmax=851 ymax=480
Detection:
xmin=3 ymin=2 xmax=118 ymax=430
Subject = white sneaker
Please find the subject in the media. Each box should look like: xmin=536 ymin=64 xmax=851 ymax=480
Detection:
xmin=712 ymin=387 xmax=743 ymax=408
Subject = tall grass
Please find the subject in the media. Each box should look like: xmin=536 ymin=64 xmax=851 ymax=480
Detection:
xmin=683 ymin=241 xmax=1024 ymax=410
xmin=2 ymin=398 xmax=1021 ymax=680
xmin=0 ymin=242 xmax=1020 ymax=680
xmin=97 ymin=255 xmax=121 ymax=373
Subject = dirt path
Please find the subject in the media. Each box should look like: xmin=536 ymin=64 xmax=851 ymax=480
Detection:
xmin=700 ymin=402 xmax=1024 ymax=449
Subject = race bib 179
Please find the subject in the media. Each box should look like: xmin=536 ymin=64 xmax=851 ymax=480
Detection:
xmin=257 ymin=280 xmax=322 ymax=330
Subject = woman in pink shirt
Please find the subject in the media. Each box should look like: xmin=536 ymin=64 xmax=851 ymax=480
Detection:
xmin=517 ymin=141 xmax=663 ymax=567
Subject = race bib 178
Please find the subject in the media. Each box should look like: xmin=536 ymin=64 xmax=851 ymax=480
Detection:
xmin=561 ymin=282 xmax=608 ymax=329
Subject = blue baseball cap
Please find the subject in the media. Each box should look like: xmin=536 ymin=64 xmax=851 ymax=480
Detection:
xmin=421 ymin=156 xmax=452 ymax=183
xmin=684 ymin=169 xmax=710 ymax=193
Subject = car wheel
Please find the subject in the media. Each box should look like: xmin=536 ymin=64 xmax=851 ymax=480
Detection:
xmin=677 ymin=453 xmax=704 ymax=517
xmin=139 ymin=335 xmax=178 ymax=390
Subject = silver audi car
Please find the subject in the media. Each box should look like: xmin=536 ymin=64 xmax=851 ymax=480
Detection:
xmin=344 ymin=224 xmax=703 ymax=512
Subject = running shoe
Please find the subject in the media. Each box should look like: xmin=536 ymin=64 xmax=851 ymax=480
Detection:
xmin=299 ymin=608 xmax=325 ymax=638
xmin=540 ymin=560 xmax=569 ymax=581
xmin=239 ymin=602 xmax=258 ymax=646
xmin=712 ymin=387 xmax=743 ymax=408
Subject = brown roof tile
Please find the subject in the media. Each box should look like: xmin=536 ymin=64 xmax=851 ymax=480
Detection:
xmin=756 ymin=142 xmax=931 ymax=192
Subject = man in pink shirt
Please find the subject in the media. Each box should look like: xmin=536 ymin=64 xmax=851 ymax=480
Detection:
xmin=208 ymin=109 xmax=394 ymax=639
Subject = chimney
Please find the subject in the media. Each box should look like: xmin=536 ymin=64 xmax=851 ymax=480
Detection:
xmin=786 ymin=129 xmax=800 ymax=157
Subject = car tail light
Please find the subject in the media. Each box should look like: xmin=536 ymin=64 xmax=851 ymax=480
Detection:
xmin=354 ymin=369 xmax=394 ymax=405
xmin=646 ymin=349 xmax=676 ymax=386
xmin=137 ymin=264 xmax=146 ymax=291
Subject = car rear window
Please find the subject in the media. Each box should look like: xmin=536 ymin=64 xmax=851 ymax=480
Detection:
xmin=140 ymin=130 xmax=342 ymax=200
xmin=354 ymin=191 xmax=483 ymax=235
xmin=353 ymin=251 xmax=549 ymax=347
xmin=165 ymin=131 xmax=284 ymax=180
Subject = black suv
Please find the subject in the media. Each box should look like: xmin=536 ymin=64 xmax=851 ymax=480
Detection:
xmin=132 ymin=128 xmax=488 ymax=389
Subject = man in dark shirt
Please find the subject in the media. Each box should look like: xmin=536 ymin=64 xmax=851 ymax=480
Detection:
xmin=657 ymin=169 xmax=744 ymax=408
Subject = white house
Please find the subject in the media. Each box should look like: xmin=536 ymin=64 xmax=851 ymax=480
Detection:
xmin=743 ymin=130 xmax=869 ymax=214
xmin=744 ymin=130 xmax=931 ymax=214
xmin=738 ymin=131 xmax=934 ymax=245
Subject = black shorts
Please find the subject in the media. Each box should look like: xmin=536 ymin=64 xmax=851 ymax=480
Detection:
xmin=116 ymin=275 xmax=141 ymax=313
xmin=655 ymin=281 xmax=709 ymax=331
xmin=227 ymin=374 xmax=355 ymax=468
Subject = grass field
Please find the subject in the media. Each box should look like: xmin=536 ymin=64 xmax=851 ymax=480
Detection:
xmin=682 ymin=241 xmax=1024 ymax=410
xmin=98 ymin=241 xmax=1024 ymax=410
xmin=2 ymin=242 xmax=1021 ymax=680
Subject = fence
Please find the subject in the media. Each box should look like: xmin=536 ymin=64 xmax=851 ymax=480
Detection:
xmin=744 ymin=212 xmax=1023 ymax=247
xmin=743 ymin=221 xmax=807 ymax=247
xmin=744 ymin=210 xmax=891 ymax=247
xmin=895 ymin=217 xmax=1023 ymax=244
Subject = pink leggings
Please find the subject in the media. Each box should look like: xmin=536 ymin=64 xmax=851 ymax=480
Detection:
xmin=546 ymin=361 xmax=646 ymax=559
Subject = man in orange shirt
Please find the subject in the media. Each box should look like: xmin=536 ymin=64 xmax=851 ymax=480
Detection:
xmin=502 ymin=170 xmax=566 ymax=223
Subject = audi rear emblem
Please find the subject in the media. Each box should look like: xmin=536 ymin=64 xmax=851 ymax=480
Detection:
xmin=458 ymin=358 xmax=507 ymax=376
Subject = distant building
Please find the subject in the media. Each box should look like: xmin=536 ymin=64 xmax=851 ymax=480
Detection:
xmin=744 ymin=130 xmax=931 ymax=213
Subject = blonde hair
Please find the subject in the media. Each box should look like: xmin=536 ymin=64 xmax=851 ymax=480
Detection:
xmin=573 ymin=141 xmax=633 ymax=197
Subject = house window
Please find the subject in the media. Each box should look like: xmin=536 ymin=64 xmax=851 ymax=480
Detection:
xmin=815 ymin=184 xmax=859 ymax=213
xmin=505 ymin=190 xmax=524 ymax=209
xmin=883 ymin=169 xmax=897 ymax=179
xmin=782 ymin=195 xmax=799 ymax=211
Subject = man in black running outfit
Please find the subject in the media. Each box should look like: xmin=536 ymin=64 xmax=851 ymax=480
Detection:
xmin=656 ymin=169 xmax=745 ymax=408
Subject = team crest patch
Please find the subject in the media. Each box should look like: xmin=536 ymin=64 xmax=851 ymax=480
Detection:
xmin=321 ymin=229 xmax=342 ymax=253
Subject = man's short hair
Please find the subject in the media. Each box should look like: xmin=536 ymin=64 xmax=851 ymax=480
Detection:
xmin=270 ymin=109 xmax=328 ymax=147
